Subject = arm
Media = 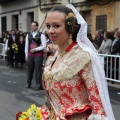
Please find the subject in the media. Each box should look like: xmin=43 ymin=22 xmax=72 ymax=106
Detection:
xmin=79 ymin=62 xmax=107 ymax=119
xmin=4 ymin=39 xmax=8 ymax=52
xmin=8 ymin=37 xmax=11 ymax=49
xmin=35 ymin=34 xmax=46 ymax=51
xmin=104 ymin=40 xmax=112 ymax=54
xmin=98 ymin=41 xmax=103 ymax=53
xmin=106 ymin=40 xmax=112 ymax=49
xmin=25 ymin=34 xmax=28 ymax=58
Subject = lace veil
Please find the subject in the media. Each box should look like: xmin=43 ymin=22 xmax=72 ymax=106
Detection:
xmin=66 ymin=4 xmax=115 ymax=120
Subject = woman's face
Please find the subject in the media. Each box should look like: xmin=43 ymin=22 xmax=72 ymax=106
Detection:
xmin=104 ymin=33 xmax=106 ymax=39
xmin=20 ymin=36 xmax=24 ymax=42
xmin=45 ymin=11 xmax=70 ymax=46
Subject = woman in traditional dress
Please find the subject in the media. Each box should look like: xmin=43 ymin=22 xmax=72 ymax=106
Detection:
xmin=42 ymin=4 xmax=115 ymax=120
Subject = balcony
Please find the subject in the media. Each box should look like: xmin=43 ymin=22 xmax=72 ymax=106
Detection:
xmin=40 ymin=0 xmax=62 ymax=11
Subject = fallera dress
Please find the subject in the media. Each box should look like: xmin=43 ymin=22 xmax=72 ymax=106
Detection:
xmin=42 ymin=44 xmax=106 ymax=120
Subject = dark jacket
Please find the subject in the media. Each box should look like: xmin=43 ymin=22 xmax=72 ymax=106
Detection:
xmin=18 ymin=41 xmax=25 ymax=63
xmin=8 ymin=34 xmax=19 ymax=51
xmin=93 ymin=36 xmax=103 ymax=49
xmin=110 ymin=39 xmax=120 ymax=54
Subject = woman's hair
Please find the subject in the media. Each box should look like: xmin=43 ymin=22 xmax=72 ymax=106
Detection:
xmin=115 ymin=30 xmax=120 ymax=38
xmin=32 ymin=21 xmax=39 ymax=27
xmin=104 ymin=31 xmax=113 ymax=39
xmin=49 ymin=6 xmax=80 ymax=41
xmin=19 ymin=35 xmax=24 ymax=41
xmin=87 ymin=32 xmax=93 ymax=42
xmin=44 ymin=31 xmax=49 ymax=39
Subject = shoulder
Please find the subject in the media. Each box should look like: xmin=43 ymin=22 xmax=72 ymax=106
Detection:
xmin=107 ymin=39 xmax=112 ymax=42
xmin=68 ymin=44 xmax=91 ymax=65
xmin=54 ymin=45 xmax=91 ymax=81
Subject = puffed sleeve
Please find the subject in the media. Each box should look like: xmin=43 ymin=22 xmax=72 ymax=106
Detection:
xmin=79 ymin=61 xmax=108 ymax=120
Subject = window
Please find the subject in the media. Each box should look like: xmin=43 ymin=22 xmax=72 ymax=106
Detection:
xmin=96 ymin=15 xmax=107 ymax=31
xmin=80 ymin=10 xmax=92 ymax=32
xmin=27 ymin=12 xmax=34 ymax=32
xmin=12 ymin=15 xmax=19 ymax=30
xmin=1 ymin=16 xmax=7 ymax=33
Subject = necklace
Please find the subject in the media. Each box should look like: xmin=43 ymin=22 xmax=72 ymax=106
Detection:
xmin=58 ymin=41 xmax=76 ymax=58
xmin=59 ymin=51 xmax=66 ymax=58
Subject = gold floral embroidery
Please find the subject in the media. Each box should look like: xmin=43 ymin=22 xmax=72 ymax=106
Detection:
xmin=43 ymin=45 xmax=106 ymax=119
xmin=44 ymin=45 xmax=90 ymax=82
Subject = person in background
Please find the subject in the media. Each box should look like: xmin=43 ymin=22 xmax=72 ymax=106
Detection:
xmin=93 ymin=30 xmax=103 ymax=50
xmin=98 ymin=31 xmax=112 ymax=54
xmin=8 ymin=30 xmax=19 ymax=67
xmin=3 ymin=31 xmax=9 ymax=44
xmin=4 ymin=32 xmax=10 ymax=66
xmin=87 ymin=32 xmax=93 ymax=43
xmin=25 ymin=21 xmax=46 ymax=90
xmin=109 ymin=30 xmax=120 ymax=55
xmin=18 ymin=35 xmax=25 ymax=68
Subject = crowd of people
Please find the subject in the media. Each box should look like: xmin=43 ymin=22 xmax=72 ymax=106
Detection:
xmin=0 ymin=23 xmax=58 ymax=90
xmin=1 ymin=27 xmax=120 ymax=68
xmin=1 ymin=30 xmax=27 ymax=68
xmin=87 ymin=28 xmax=120 ymax=55
xmin=0 ymin=28 xmax=57 ymax=68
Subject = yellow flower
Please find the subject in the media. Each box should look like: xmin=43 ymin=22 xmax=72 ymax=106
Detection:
xmin=15 ymin=48 xmax=18 ymax=51
xmin=18 ymin=112 xmax=29 ymax=120
xmin=35 ymin=108 xmax=43 ymax=120
xmin=30 ymin=104 xmax=37 ymax=111
xmin=18 ymin=104 xmax=43 ymax=120
xmin=22 ymin=112 xmax=29 ymax=117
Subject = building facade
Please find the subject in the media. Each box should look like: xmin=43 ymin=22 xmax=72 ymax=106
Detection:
xmin=0 ymin=0 xmax=120 ymax=37
xmin=0 ymin=0 xmax=44 ymax=35
xmin=0 ymin=0 xmax=67 ymax=36
xmin=70 ymin=0 xmax=120 ymax=37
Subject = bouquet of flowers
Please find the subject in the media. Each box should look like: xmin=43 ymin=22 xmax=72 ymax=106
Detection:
xmin=12 ymin=43 xmax=18 ymax=54
xmin=16 ymin=104 xmax=49 ymax=120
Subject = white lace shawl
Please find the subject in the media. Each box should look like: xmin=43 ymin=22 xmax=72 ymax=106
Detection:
xmin=66 ymin=4 xmax=115 ymax=120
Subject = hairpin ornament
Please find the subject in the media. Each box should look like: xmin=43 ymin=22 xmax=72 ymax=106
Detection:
xmin=66 ymin=12 xmax=75 ymax=19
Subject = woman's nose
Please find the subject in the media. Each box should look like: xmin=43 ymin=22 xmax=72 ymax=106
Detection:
xmin=48 ymin=27 xmax=54 ymax=34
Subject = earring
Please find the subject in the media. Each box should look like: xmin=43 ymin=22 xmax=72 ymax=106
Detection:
xmin=68 ymin=34 xmax=73 ymax=44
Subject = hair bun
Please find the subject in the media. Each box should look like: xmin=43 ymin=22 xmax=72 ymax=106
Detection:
xmin=65 ymin=13 xmax=80 ymax=33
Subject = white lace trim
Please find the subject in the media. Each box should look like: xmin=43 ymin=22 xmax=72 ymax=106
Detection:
xmin=88 ymin=114 xmax=108 ymax=120
xmin=44 ymin=45 xmax=90 ymax=81
xmin=66 ymin=4 xmax=115 ymax=120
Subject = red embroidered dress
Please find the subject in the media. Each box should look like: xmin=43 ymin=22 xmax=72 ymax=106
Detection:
xmin=43 ymin=44 xmax=106 ymax=120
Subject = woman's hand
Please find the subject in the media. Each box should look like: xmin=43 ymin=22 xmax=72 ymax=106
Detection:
xmin=25 ymin=57 xmax=28 ymax=62
xmin=30 ymin=49 xmax=36 ymax=53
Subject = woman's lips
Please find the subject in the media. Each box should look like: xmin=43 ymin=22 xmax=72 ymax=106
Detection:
xmin=50 ymin=37 xmax=57 ymax=41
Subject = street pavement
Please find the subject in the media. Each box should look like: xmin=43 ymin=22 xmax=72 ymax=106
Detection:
xmin=0 ymin=59 xmax=120 ymax=120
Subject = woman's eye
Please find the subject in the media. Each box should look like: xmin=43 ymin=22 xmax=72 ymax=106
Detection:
xmin=46 ymin=25 xmax=50 ymax=29
xmin=54 ymin=25 xmax=60 ymax=28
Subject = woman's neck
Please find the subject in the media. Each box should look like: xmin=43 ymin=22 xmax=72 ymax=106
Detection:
xmin=58 ymin=42 xmax=69 ymax=53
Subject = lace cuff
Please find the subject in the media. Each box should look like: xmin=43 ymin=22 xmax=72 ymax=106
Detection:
xmin=88 ymin=114 xmax=108 ymax=120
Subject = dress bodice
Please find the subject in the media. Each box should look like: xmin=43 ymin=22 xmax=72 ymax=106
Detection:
xmin=43 ymin=44 xmax=105 ymax=120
